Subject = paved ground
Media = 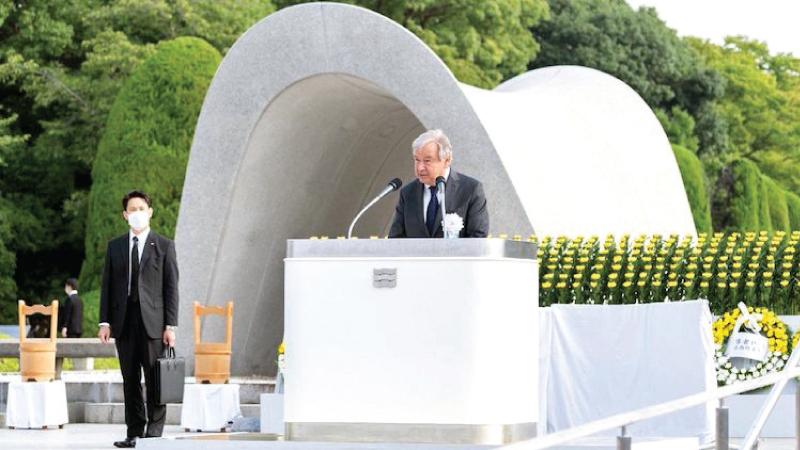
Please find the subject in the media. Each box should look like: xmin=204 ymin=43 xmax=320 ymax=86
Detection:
xmin=0 ymin=424 xmax=184 ymax=449
xmin=0 ymin=424 xmax=797 ymax=449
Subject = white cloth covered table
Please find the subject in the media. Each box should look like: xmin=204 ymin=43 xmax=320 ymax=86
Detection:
xmin=540 ymin=300 xmax=715 ymax=443
xmin=5 ymin=380 xmax=68 ymax=429
xmin=180 ymin=383 xmax=241 ymax=431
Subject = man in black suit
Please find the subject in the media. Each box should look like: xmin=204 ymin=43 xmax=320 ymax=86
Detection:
xmin=60 ymin=278 xmax=83 ymax=338
xmin=98 ymin=190 xmax=179 ymax=448
xmin=389 ymin=129 xmax=489 ymax=238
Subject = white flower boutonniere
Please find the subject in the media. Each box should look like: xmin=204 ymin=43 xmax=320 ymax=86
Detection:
xmin=443 ymin=213 xmax=464 ymax=239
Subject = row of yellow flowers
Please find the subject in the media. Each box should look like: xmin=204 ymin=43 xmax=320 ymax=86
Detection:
xmin=494 ymin=231 xmax=800 ymax=314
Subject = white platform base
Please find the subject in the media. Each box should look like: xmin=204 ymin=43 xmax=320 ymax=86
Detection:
xmin=728 ymin=391 xmax=797 ymax=438
xmin=260 ymin=393 xmax=284 ymax=434
xmin=555 ymin=436 xmax=698 ymax=449
xmin=5 ymin=380 xmax=69 ymax=429
xmin=137 ymin=434 xmax=698 ymax=450
xmin=180 ymin=384 xmax=241 ymax=432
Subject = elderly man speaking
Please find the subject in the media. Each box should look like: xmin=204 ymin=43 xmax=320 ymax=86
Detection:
xmin=388 ymin=129 xmax=489 ymax=238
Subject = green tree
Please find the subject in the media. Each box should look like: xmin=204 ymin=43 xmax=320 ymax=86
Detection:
xmin=273 ymin=0 xmax=550 ymax=88
xmin=530 ymin=0 xmax=726 ymax=160
xmin=0 ymin=113 xmax=25 ymax=320
xmin=688 ymin=38 xmax=799 ymax=160
xmin=657 ymin=107 xmax=699 ymax=153
xmin=0 ymin=0 xmax=272 ymax=307
xmin=80 ymin=37 xmax=221 ymax=291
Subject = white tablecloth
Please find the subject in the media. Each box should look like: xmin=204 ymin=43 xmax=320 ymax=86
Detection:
xmin=5 ymin=380 xmax=69 ymax=428
xmin=180 ymin=384 xmax=241 ymax=431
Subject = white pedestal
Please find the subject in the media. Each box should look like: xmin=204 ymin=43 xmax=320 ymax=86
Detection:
xmin=180 ymin=384 xmax=241 ymax=431
xmin=260 ymin=393 xmax=284 ymax=434
xmin=284 ymin=238 xmax=538 ymax=444
xmin=5 ymin=380 xmax=68 ymax=429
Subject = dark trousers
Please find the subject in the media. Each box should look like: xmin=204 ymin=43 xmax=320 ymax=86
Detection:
xmin=115 ymin=300 xmax=165 ymax=438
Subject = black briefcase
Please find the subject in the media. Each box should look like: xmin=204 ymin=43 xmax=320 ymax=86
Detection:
xmin=154 ymin=346 xmax=185 ymax=404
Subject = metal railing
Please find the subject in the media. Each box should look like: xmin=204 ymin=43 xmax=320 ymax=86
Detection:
xmin=501 ymin=347 xmax=800 ymax=450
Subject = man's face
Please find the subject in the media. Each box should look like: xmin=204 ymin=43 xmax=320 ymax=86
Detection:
xmin=122 ymin=197 xmax=153 ymax=222
xmin=414 ymin=141 xmax=451 ymax=186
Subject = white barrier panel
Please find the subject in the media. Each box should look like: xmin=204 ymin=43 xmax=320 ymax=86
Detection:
xmin=541 ymin=301 xmax=715 ymax=443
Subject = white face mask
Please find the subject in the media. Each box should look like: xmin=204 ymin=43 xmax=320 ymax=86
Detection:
xmin=127 ymin=210 xmax=150 ymax=231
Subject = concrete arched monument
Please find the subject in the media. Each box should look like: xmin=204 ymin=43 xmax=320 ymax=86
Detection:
xmin=175 ymin=2 xmax=695 ymax=375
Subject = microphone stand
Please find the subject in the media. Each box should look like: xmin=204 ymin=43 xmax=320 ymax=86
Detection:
xmin=347 ymin=179 xmax=402 ymax=239
xmin=436 ymin=176 xmax=446 ymax=237
xmin=347 ymin=195 xmax=386 ymax=239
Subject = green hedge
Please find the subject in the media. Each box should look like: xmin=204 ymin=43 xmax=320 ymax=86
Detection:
xmin=672 ymin=145 xmax=712 ymax=233
xmin=763 ymin=176 xmax=791 ymax=233
xmin=786 ymin=192 xmax=800 ymax=230
xmin=535 ymin=231 xmax=800 ymax=314
xmin=81 ymin=289 xmax=100 ymax=338
xmin=758 ymin=176 xmax=774 ymax=232
xmin=79 ymin=37 xmax=221 ymax=291
xmin=729 ymin=159 xmax=766 ymax=231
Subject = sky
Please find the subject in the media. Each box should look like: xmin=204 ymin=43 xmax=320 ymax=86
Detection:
xmin=626 ymin=0 xmax=800 ymax=56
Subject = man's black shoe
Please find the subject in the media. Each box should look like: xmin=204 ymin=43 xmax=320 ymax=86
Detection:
xmin=113 ymin=437 xmax=136 ymax=448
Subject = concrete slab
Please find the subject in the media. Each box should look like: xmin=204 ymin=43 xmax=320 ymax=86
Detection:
xmin=0 ymin=424 xmax=795 ymax=449
xmin=0 ymin=423 xmax=184 ymax=449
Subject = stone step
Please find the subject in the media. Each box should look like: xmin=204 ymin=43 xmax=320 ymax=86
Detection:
xmin=84 ymin=402 xmax=260 ymax=426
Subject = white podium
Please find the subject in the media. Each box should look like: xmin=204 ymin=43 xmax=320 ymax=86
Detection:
xmin=180 ymin=384 xmax=241 ymax=431
xmin=5 ymin=380 xmax=69 ymax=429
xmin=284 ymin=238 xmax=538 ymax=444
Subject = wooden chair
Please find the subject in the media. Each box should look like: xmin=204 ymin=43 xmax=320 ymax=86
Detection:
xmin=18 ymin=300 xmax=58 ymax=382
xmin=194 ymin=301 xmax=233 ymax=384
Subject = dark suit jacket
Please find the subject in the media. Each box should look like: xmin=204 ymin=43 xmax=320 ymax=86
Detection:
xmin=388 ymin=170 xmax=489 ymax=238
xmin=62 ymin=293 xmax=83 ymax=337
xmin=99 ymin=231 xmax=179 ymax=339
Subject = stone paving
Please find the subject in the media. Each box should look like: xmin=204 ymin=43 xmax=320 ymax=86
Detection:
xmin=0 ymin=424 xmax=184 ymax=449
xmin=0 ymin=424 xmax=797 ymax=450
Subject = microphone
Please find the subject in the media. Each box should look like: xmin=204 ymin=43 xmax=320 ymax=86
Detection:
xmin=347 ymin=178 xmax=403 ymax=238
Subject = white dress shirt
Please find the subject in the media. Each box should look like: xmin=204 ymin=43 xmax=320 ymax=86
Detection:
xmin=99 ymin=228 xmax=150 ymax=329
xmin=422 ymin=167 xmax=450 ymax=222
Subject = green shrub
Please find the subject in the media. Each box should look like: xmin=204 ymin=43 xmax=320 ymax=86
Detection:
xmin=758 ymin=176 xmax=774 ymax=232
xmin=728 ymin=159 xmax=764 ymax=230
xmin=786 ymin=192 xmax=800 ymax=230
xmin=762 ymin=176 xmax=790 ymax=232
xmin=81 ymin=289 xmax=100 ymax=338
xmin=0 ymin=332 xmax=18 ymax=372
xmin=79 ymin=37 xmax=221 ymax=291
xmin=672 ymin=145 xmax=712 ymax=233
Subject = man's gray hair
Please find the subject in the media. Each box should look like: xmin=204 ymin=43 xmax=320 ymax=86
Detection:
xmin=412 ymin=129 xmax=453 ymax=162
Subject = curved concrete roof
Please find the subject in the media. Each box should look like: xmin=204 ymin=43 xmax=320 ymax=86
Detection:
xmin=175 ymin=2 xmax=695 ymax=375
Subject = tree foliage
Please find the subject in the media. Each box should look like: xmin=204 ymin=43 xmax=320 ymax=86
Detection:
xmin=79 ymin=37 xmax=221 ymax=292
xmin=0 ymin=0 xmax=270 ymax=317
xmin=530 ymin=0 xmax=726 ymax=159
xmin=688 ymin=37 xmax=800 ymax=163
xmin=273 ymin=0 xmax=550 ymax=88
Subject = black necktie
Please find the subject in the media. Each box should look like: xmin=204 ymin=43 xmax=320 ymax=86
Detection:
xmin=426 ymin=185 xmax=438 ymax=236
xmin=130 ymin=236 xmax=140 ymax=303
